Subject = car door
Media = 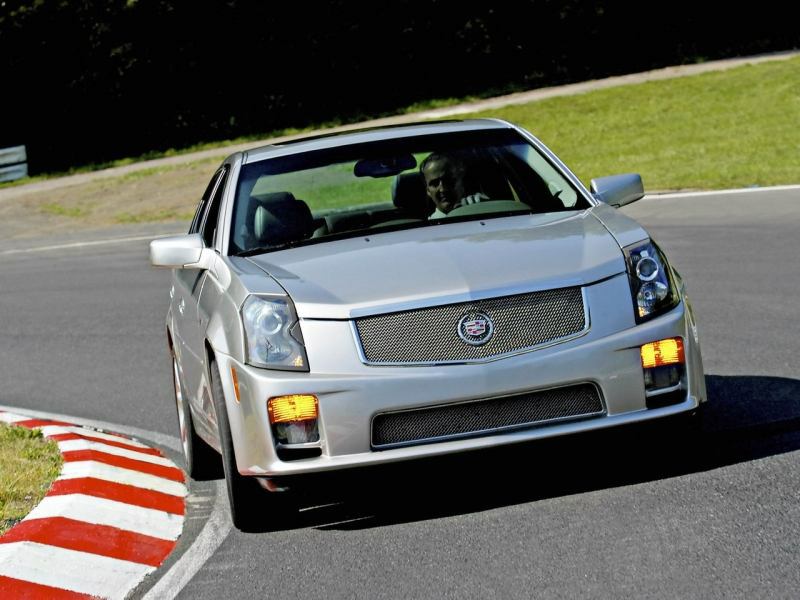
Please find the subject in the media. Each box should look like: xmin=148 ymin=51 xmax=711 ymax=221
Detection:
xmin=172 ymin=167 xmax=228 ymax=409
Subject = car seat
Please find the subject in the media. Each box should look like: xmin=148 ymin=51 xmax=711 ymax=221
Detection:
xmin=252 ymin=191 xmax=314 ymax=246
xmin=391 ymin=171 xmax=434 ymax=219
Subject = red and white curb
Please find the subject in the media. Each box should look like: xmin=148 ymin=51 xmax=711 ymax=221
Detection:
xmin=0 ymin=410 xmax=187 ymax=599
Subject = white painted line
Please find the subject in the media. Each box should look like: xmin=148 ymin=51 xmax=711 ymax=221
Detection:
xmin=57 ymin=439 xmax=175 ymax=467
xmin=142 ymin=480 xmax=232 ymax=600
xmin=644 ymin=184 xmax=800 ymax=200
xmin=0 ymin=541 xmax=154 ymax=600
xmin=39 ymin=424 xmax=152 ymax=448
xmin=59 ymin=461 xmax=187 ymax=497
xmin=0 ymin=232 xmax=182 ymax=256
xmin=25 ymin=494 xmax=184 ymax=541
xmin=0 ymin=411 xmax=30 ymax=423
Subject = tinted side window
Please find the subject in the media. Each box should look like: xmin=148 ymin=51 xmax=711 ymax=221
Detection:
xmin=189 ymin=170 xmax=223 ymax=234
xmin=200 ymin=168 xmax=229 ymax=247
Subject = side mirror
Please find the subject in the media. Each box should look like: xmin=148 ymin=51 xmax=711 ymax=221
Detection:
xmin=150 ymin=233 xmax=208 ymax=269
xmin=590 ymin=173 xmax=644 ymax=208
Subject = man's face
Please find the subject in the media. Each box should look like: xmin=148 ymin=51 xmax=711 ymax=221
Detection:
xmin=422 ymin=158 xmax=466 ymax=214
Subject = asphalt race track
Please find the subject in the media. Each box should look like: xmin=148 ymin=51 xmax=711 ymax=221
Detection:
xmin=1 ymin=187 xmax=798 ymax=598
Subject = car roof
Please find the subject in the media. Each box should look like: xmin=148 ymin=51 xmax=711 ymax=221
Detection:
xmin=242 ymin=118 xmax=517 ymax=164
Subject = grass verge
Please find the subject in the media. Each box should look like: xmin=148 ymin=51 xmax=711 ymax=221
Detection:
xmin=185 ymin=56 xmax=798 ymax=194
xmin=462 ymin=56 xmax=800 ymax=190
xmin=0 ymin=423 xmax=62 ymax=536
xmin=41 ymin=202 xmax=92 ymax=218
xmin=115 ymin=209 xmax=195 ymax=224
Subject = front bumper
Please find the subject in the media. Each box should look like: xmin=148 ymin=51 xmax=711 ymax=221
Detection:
xmin=214 ymin=273 xmax=705 ymax=477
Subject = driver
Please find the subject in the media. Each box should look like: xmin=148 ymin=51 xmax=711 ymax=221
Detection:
xmin=420 ymin=152 xmax=488 ymax=217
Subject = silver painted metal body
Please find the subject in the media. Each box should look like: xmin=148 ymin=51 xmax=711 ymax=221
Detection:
xmin=152 ymin=119 xmax=706 ymax=481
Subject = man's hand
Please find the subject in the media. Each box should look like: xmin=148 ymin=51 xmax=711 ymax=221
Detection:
xmin=459 ymin=192 xmax=490 ymax=206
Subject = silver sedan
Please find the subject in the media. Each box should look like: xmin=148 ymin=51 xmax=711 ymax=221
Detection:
xmin=150 ymin=119 xmax=706 ymax=530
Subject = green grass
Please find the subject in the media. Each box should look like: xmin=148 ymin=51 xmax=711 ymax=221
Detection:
xmin=113 ymin=165 xmax=181 ymax=182
xmin=110 ymin=157 xmax=222 ymax=183
xmin=401 ymin=94 xmax=485 ymax=114
xmin=253 ymin=161 xmax=406 ymax=211
xmin=0 ymin=423 xmax=62 ymax=536
xmin=461 ymin=57 xmax=800 ymax=190
xmin=115 ymin=209 xmax=195 ymax=223
xmin=208 ymin=59 xmax=800 ymax=214
xmin=40 ymin=202 xmax=91 ymax=217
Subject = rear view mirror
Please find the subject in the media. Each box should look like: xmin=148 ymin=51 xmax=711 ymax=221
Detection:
xmin=150 ymin=233 xmax=206 ymax=268
xmin=590 ymin=173 xmax=644 ymax=208
xmin=354 ymin=154 xmax=417 ymax=178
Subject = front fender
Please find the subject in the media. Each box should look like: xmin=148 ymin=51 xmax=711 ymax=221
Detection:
xmin=199 ymin=256 xmax=245 ymax=362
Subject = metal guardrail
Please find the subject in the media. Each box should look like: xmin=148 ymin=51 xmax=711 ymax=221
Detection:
xmin=0 ymin=145 xmax=28 ymax=183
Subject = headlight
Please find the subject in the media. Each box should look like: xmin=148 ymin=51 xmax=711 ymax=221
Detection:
xmin=624 ymin=239 xmax=679 ymax=323
xmin=242 ymin=295 xmax=309 ymax=371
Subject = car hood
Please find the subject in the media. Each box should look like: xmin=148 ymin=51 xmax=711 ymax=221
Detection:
xmin=246 ymin=210 xmax=629 ymax=319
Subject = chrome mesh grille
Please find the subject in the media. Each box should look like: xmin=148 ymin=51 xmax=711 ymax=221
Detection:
xmin=355 ymin=287 xmax=585 ymax=364
xmin=372 ymin=384 xmax=604 ymax=448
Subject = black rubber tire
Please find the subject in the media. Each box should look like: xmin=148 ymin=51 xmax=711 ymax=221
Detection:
xmin=209 ymin=359 xmax=294 ymax=531
xmin=172 ymin=355 xmax=220 ymax=480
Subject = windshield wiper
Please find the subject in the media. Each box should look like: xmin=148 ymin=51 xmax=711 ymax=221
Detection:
xmin=235 ymin=241 xmax=301 ymax=257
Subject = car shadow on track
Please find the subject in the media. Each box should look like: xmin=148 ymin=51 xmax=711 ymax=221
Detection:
xmin=248 ymin=374 xmax=800 ymax=533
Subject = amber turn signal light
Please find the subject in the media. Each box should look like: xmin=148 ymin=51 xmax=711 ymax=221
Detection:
xmin=640 ymin=338 xmax=685 ymax=369
xmin=230 ymin=367 xmax=241 ymax=403
xmin=268 ymin=394 xmax=318 ymax=424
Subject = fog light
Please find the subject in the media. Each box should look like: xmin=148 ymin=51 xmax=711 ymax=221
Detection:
xmin=268 ymin=394 xmax=318 ymax=423
xmin=268 ymin=394 xmax=319 ymax=445
xmin=640 ymin=338 xmax=684 ymax=368
xmin=644 ymin=365 xmax=683 ymax=390
xmin=641 ymin=338 xmax=685 ymax=396
xmin=273 ymin=420 xmax=319 ymax=445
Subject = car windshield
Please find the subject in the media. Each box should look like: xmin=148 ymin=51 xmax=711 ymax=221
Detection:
xmin=230 ymin=128 xmax=589 ymax=255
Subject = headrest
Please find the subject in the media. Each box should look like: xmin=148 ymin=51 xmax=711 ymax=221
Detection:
xmin=392 ymin=171 xmax=433 ymax=218
xmin=253 ymin=192 xmax=313 ymax=245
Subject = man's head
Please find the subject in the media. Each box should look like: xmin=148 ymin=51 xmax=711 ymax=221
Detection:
xmin=421 ymin=153 xmax=468 ymax=215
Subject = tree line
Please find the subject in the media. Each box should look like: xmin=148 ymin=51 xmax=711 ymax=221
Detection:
xmin=1 ymin=0 xmax=797 ymax=174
